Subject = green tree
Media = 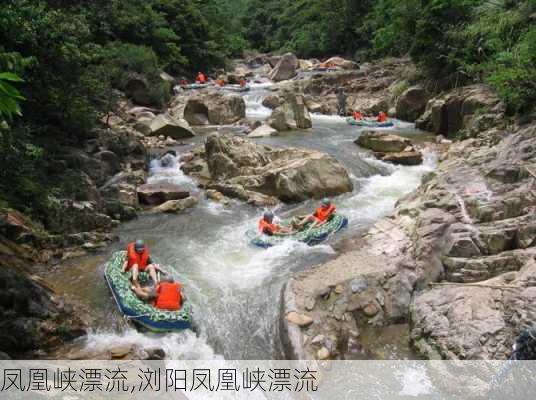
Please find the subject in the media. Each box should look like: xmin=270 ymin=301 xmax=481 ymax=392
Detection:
xmin=0 ymin=72 xmax=25 ymax=122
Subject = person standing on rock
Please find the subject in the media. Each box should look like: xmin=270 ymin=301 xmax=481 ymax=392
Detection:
xmin=336 ymin=88 xmax=347 ymax=116
xmin=122 ymin=240 xmax=160 ymax=288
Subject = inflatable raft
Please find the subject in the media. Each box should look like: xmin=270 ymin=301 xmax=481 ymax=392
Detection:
xmin=346 ymin=117 xmax=394 ymax=128
xmin=104 ymin=251 xmax=193 ymax=332
xmin=221 ymin=84 xmax=250 ymax=93
xmin=247 ymin=214 xmax=348 ymax=248
xmin=180 ymin=83 xmax=211 ymax=90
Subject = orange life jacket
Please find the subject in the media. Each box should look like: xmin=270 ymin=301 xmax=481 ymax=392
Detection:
xmin=239 ymin=79 xmax=246 ymax=87
xmin=353 ymin=111 xmax=363 ymax=120
xmin=377 ymin=112 xmax=387 ymax=122
xmin=126 ymin=242 xmax=150 ymax=271
xmin=197 ymin=73 xmax=207 ymax=84
xmin=154 ymin=282 xmax=182 ymax=311
xmin=314 ymin=204 xmax=336 ymax=222
xmin=258 ymin=218 xmax=279 ymax=235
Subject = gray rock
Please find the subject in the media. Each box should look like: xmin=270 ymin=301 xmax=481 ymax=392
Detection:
xmin=396 ymin=86 xmax=429 ymax=122
xmin=149 ymin=115 xmax=195 ymax=139
xmin=137 ymin=183 xmax=190 ymax=205
xmin=269 ymin=53 xmax=299 ymax=82
xmin=184 ymin=93 xmax=246 ymax=125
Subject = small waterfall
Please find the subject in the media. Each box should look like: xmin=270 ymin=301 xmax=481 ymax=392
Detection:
xmin=148 ymin=152 xmax=196 ymax=190
xmin=244 ymin=82 xmax=273 ymax=120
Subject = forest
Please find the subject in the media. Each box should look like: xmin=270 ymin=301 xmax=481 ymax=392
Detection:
xmin=0 ymin=0 xmax=534 ymax=219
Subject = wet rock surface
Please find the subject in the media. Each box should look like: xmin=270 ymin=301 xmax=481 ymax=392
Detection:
xmin=282 ymin=121 xmax=536 ymax=360
xmin=183 ymin=92 xmax=246 ymax=125
xmin=182 ymin=134 xmax=353 ymax=204
xmin=356 ymin=131 xmax=423 ymax=166
xmin=137 ymin=183 xmax=190 ymax=205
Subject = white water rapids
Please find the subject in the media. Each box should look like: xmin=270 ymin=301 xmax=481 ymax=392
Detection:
xmin=59 ymin=82 xmax=437 ymax=362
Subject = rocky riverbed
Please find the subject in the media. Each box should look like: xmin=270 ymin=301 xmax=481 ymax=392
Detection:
xmin=1 ymin=52 xmax=533 ymax=361
xmin=281 ymin=88 xmax=535 ymax=360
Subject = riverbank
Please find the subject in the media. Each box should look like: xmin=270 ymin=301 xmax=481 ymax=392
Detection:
xmin=2 ymin=53 xmax=533 ymax=361
xmin=281 ymin=86 xmax=536 ymax=360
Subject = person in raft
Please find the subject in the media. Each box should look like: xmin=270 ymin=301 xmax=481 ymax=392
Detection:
xmin=294 ymin=198 xmax=337 ymax=230
xmin=377 ymin=111 xmax=388 ymax=122
xmin=122 ymin=240 xmax=161 ymax=287
xmin=195 ymin=71 xmax=207 ymax=84
xmin=353 ymin=110 xmax=363 ymax=120
xmin=258 ymin=211 xmax=294 ymax=236
xmin=131 ymin=276 xmax=186 ymax=311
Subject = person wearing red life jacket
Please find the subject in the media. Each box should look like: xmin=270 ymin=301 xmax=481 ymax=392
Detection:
xmin=196 ymin=72 xmax=207 ymax=84
xmin=377 ymin=111 xmax=387 ymax=122
xmin=258 ymin=211 xmax=293 ymax=236
xmin=131 ymin=276 xmax=186 ymax=311
xmin=295 ymin=198 xmax=337 ymax=230
xmin=353 ymin=111 xmax=363 ymax=120
xmin=122 ymin=239 xmax=160 ymax=287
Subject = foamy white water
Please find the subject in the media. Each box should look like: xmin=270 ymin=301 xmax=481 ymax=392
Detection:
xmin=77 ymin=89 xmax=437 ymax=361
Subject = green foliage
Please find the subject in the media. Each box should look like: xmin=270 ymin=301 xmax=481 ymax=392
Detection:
xmin=242 ymin=0 xmax=372 ymax=58
xmin=0 ymin=72 xmax=25 ymax=122
xmin=0 ymin=0 xmax=242 ymax=219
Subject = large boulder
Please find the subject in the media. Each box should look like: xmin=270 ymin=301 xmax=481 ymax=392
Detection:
xmin=124 ymin=74 xmax=152 ymax=106
xmin=356 ymin=131 xmax=423 ymax=166
xmin=249 ymin=124 xmax=278 ymax=138
xmin=44 ymin=199 xmax=113 ymax=234
xmin=262 ymin=95 xmax=284 ymax=109
xmin=0 ymin=260 xmax=86 ymax=357
xmin=149 ymin=196 xmax=198 ymax=213
xmin=378 ymin=150 xmax=423 ymax=165
xmin=415 ymin=84 xmax=502 ymax=137
xmin=395 ymin=86 xmax=429 ymax=122
xmin=149 ymin=115 xmax=195 ymax=139
xmin=137 ymin=183 xmax=190 ymax=205
xmin=324 ymin=56 xmax=358 ymax=70
xmin=204 ymin=134 xmax=353 ymax=202
xmin=183 ymin=93 xmax=246 ymax=125
xmin=267 ymin=108 xmax=289 ymax=132
xmin=269 ymin=53 xmax=299 ymax=82
xmin=356 ymin=131 xmax=411 ymax=153
xmin=281 ymin=94 xmax=312 ymax=129
xmin=268 ymin=93 xmax=312 ymax=131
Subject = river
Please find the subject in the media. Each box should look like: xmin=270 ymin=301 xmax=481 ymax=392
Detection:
xmin=50 ymin=82 xmax=437 ymax=360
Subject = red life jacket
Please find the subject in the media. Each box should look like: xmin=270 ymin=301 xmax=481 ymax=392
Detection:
xmin=154 ymin=282 xmax=182 ymax=311
xmin=353 ymin=111 xmax=363 ymax=120
xmin=126 ymin=242 xmax=150 ymax=271
xmin=197 ymin=73 xmax=207 ymax=84
xmin=314 ymin=204 xmax=336 ymax=222
xmin=377 ymin=112 xmax=387 ymax=122
xmin=258 ymin=219 xmax=279 ymax=235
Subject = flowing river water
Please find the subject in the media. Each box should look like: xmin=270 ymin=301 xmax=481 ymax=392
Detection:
xmin=49 ymin=82 xmax=437 ymax=360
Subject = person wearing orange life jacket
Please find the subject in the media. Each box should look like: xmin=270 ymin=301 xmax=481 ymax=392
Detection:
xmin=353 ymin=111 xmax=363 ymax=121
xmin=295 ymin=198 xmax=337 ymax=230
xmin=196 ymin=72 xmax=207 ymax=84
xmin=122 ymin=240 xmax=160 ymax=287
xmin=258 ymin=211 xmax=293 ymax=236
xmin=239 ymin=79 xmax=247 ymax=88
xmin=131 ymin=276 xmax=186 ymax=311
xmin=377 ymin=111 xmax=388 ymax=123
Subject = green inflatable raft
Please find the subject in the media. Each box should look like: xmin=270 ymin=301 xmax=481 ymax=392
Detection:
xmin=104 ymin=251 xmax=193 ymax=332
xmin=346 ymin=117 xmax=394 ymax=128
xmin=247 ymin=214 xmax=348 ymax=248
